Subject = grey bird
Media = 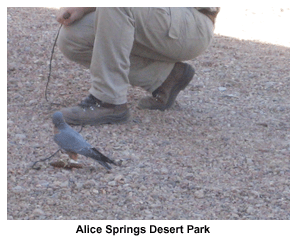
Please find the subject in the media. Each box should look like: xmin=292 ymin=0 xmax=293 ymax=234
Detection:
xmin=52 ymin=111 xmax=117 ymax=170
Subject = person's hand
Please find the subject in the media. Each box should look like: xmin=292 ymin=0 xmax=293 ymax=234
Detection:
xmin=56 ymin=7 xmax=88 ymax=26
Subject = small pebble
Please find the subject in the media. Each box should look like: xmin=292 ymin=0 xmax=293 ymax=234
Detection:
xmin=33 ymin=208 xmax=45 ymax=216
xmin=108 ymin=181 xmax=117 ymax=186
xmin=218 ymin=87 xmax=227 ymax=91
xmin=194 ymin=190 xmax=205 ymax=198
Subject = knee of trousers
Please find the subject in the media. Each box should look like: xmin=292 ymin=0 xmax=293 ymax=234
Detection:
xmin=57 ymin=26 xmax=92 ymax=67
xmin=57 ymin=27 xmax=75 ymax=60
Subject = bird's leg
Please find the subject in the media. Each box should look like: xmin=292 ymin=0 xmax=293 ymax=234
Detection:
xmin=58 ymin=151 xmax=72 ymax=167
xmin=66 ymin=151 xmax=78 ymax=161
xmin=62 ymin=159 xmax=69 ymax=167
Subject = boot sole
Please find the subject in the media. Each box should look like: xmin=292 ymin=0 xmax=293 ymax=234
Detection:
xmin=64 ymin=110 xmax=130 ymax=126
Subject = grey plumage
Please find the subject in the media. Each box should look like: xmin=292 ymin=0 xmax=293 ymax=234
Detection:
xmin=52 ymin=111 xmax=116 ymax=170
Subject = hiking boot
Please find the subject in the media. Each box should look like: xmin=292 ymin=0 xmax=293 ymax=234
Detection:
xmin=138 ymin=62 xmax=195 ymax=111
xmin=60 ymin=94 xmax=130 ymax=125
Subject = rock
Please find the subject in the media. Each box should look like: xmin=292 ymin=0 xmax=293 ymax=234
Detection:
xmin=185 ymin=173 xmax=194 ymax=180
xmin=83 ymin=180 xmax=96 ymax=189
xmin=115 ymin=174 xmax=125 ymax=183
xmin=144 ymin=210 xmax=152 ymax=215
xmin=75 ymin=182 xmax=84 ymax=189
xmin=104 ymin=173 xmax=114 ymax=181
xmin=194 ymin=190 xmax=205 ymax=198
xmin=265 ymin=81 xmax=276 ymax=88
xmin=60 ymin=181 xmax=69 ymax=188
xmin=12 ymin=186 xmax=25 ymax=193
xmin=110 ymin=195 xmax=118 ymax=200
xmin=36 ymin=180 xmax=49 ymax=188
xmin=92 ymin=189 xmax=99 ymax=194
xmin=218 ymin=87 xmax=227 ymax=91
xmin=15 ymin=134 xmax=26 ymax=139
xmin=29 ymin=99 xmax=38 ymax=105
xmin=139 ymin=185 xmax=147 ymax=190
xmin=247 ymin=206 xmax=254 ymax=213
xmin=144 ymin=117 xmax=151 ymax=123
xmin=33 ymin=208 xmax=45 ymax=216
xmin=101 ymin=189 xmax=106 ymax=194
xmin=108 ymin=181 xmax=117 ymax=186
xmin=160 ymin=168 xmax=169 ymax=174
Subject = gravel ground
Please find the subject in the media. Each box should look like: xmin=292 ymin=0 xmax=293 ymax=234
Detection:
xmin=7 ymin=7 xmax=290 ymax=220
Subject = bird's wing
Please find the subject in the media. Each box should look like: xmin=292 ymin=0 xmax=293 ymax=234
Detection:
xmin=54 ymin=126 xmax=91 ymax=153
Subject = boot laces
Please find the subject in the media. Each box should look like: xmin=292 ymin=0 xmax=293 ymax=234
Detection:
xmin=152 ymin=89 xmax=166 ymax=103
xmin=78 ymin=95 xmax=101 ymax=109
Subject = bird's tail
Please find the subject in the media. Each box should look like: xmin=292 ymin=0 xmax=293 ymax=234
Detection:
xmin=91 ymin=148 xmax=117 ymax=170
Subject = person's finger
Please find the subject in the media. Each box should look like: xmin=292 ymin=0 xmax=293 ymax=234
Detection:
xmin=57 ymin=10 xmax=72 ymax=25
xmin=62 ymin=14 xmax=77 ymax=26
xmin=63 ymin=12 xmax=71 ymax=20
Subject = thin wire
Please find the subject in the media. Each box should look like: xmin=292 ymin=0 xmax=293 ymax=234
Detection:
xmin=45 ymin=24 xmax=64 ymax=105
xmin=31 ymin=149 xmax=61 ymax=170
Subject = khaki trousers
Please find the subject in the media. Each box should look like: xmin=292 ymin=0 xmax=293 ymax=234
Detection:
xmin=57 ymin=7 xmax=214 ymax=105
